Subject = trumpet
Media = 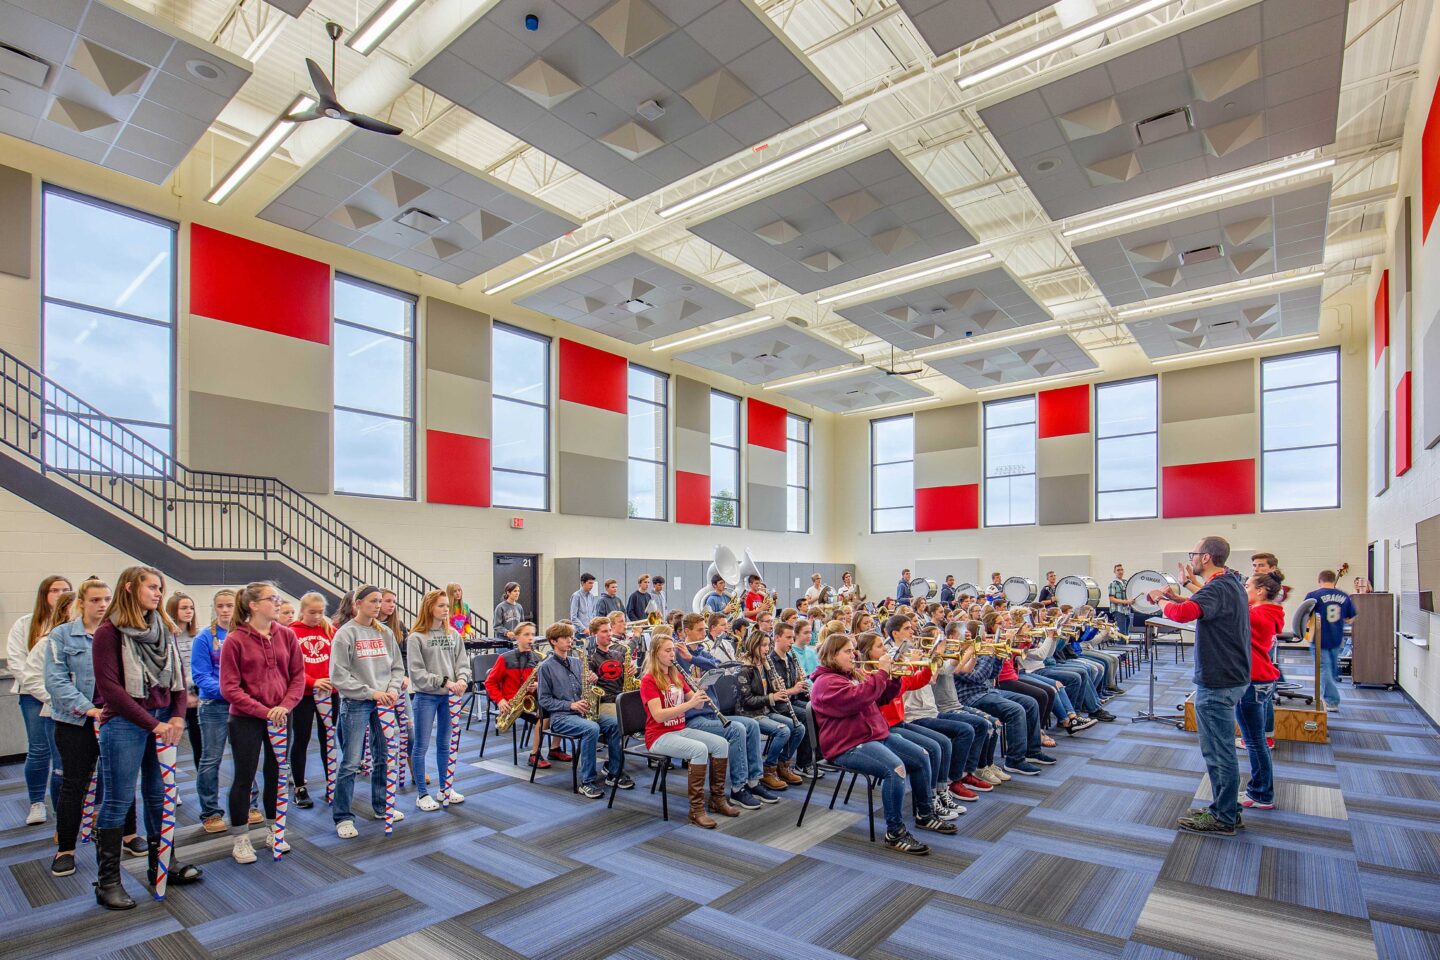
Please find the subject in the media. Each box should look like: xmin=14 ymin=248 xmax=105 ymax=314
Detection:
xmin=858 ymin=659 xmax=931 ymax=675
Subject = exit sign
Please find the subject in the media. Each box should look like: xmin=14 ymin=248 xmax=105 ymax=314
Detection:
xmin=511 ymin=517 xmax=524 ymax=529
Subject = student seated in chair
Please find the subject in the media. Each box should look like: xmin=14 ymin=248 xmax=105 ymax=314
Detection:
xmin=535 ymin=623 xmax=626 ymax=798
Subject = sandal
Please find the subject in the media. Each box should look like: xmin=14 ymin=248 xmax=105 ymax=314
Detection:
xmin=1041 ymin=735 xmax=1057 ymax=748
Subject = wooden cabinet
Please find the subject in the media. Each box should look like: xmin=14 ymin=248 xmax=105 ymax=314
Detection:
xmin=1351 ymin=592 xmax=1397 ymax=687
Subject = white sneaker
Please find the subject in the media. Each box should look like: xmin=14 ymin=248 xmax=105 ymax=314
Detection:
xmin=25 ymin=803 xmax=47 ymax=826
xmin=232 ymin=834 xmax=257 ymax=864
xmin=373 ymin=807 xmax=406 ymax=822
xmin=1235 ymin=737 xmax=1246 ymax=749
xmin=442 ymin=788 xmax=465 ymax=804
xmin=976 ymin=767 xmax=1003 ymax=785
xmin=267 ymin=826 xmax=290 ymax=852
xmin=987 ymin=764 xmax=1012 ymax=782
xmin=336 ymin=820 xmax=358 ymax=839
xmin=416 ymin=794 xmax=441 ymax=812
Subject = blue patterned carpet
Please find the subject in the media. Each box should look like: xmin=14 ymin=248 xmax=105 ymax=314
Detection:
xmin=3 ymin=657 xmax=1439 ymax=960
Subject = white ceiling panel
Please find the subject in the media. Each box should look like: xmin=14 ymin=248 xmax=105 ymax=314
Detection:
xmin=674 ymin=323 xmax=857 ymax=384
xmin=774 ymin=364 xmax=932 ymax=412
xmin=928 ymin=333 xmax=1097 ymax=388
xmin=835 ymin=265 xmax=1052 ymax=351
xmin=1125 ymin=285 xmax=1322 ymax=358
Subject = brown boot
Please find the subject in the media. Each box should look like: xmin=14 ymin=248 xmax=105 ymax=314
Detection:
xmin=688 ymin=763 xmax=716 ymax=829
xmin=762 ymin=765 xmax=789 ymax=790
xmin=776 ymin=760 xmax=804 ymax=785
xmin=707 ymin=758 xmax=739 ymax=817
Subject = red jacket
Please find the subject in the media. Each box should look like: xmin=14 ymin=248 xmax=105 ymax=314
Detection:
xmin=290 ymin=621 xmax=333 ymax=693
xmin=219 ymin=622 xmax=305 ymax=719
xmin=485 ymin=649 xmax=541 ymax=703
xmin=1249 ymin=604 xmax=1284 ymax=682
xmin=810 ymin=666 xmax=902 ymax=759
xmin=879 ymin=667 xmax=932 ymax=726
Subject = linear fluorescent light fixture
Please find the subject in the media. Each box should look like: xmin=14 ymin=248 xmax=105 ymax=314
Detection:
xmin=1063 ymin=158 xmax=1336 ymax=238
xmin=764 ymin=365 xmax=868 ymax=390
xmin=976 ymin=369 xmax=1100 ymax=395
xmin=840 ymin=396 xmax=938 ymax=417
xmin=347 ymin=0 xmax=427 ymax=56
xmin=1116 ymin=271 xmax=1325 ymax=319
xmin=656 ymin=122 xmax=870 ymax=219
xmin=205 ymin=93 xmax=316 ymax=205
xmin=815 ymin=251 xmax=993 ymax=305
xmin=958 ymin=0 xmax=1173 ymax=89
xmin=1152 ymin=333 xmax=1319 ymax=365
xmin=652 ymin=315 xmax=773 ymax=352
xmin=483 ymin=236 xmax=613 ymax=295
xmin=910 ymin=322 xmax=1065 ymax=361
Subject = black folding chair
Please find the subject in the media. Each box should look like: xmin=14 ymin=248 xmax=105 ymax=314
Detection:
xmin=794 ymin=707 xmax=878 ymax=842
xmin=528 ymin=706 xmax=582 ymax=794
xmin=608 ymin=690 xmax=674 ymax=820
xmin=463 ymin=652 xmax=500 ymax=746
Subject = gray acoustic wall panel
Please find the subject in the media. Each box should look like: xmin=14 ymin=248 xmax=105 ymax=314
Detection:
xmin=836 ymin=265 xmax=1051 ymax=351
xmin=0 ymin=164 xmax=32 ymax=278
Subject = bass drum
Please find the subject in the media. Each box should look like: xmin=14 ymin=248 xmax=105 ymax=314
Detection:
xmin=1003 ymin=576 xmax=1037 ymax=605
xmin=954 ymin=582 xmax=980 ymax=601
xmin=1126 ymin=570 xmax=1179 ymax=615
xmin=1055 ymin=575 xmax=1100 ymax=610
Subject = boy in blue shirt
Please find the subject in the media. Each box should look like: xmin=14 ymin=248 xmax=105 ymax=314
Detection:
xmin=1304 ymin=570 xmax=1356 ymax=711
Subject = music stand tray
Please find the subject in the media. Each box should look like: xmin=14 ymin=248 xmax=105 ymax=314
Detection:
xmin=1133 ymin=618 xmax=1189 ymax=727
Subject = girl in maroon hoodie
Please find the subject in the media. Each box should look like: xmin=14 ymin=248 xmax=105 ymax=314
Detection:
xmin=809 ymin=632 xmax=948 ymax=855
xmin=220 ymin=582 xmax=305 ymax=864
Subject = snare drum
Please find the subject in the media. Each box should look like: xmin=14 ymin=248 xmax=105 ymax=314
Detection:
xmin=1003 ymin=576 xmax=1038 ymax=605
xmin=1055 ymin=575 xmax=1100 ymax=609
xmin=1126 ymin=570 xmax=1179 ymax=615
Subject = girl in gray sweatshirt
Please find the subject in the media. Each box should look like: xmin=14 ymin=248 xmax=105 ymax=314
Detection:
xmin=405 ymin=590 xmax=472 ymax=810
xmin=328 ymin=587 xmax=405 ymax=835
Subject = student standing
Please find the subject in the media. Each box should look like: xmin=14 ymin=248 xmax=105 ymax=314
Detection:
xmin=1239 ymin=572 xmax=1285 ymax=811
xmin=8 ymin=575 xmax=72 ymax=825
xmin=165 ymin=593 xmax=203 ymax=768
xmin=406 ymin=590 xmax=471 ymax=811
xmin=193 ymin=589 xmax=251 ymax=833
xmin=330 ymin=586 xmax=406 ymax=837
xmin=289 ymin=592 xmax=335 ymax=809
xmin=569 ymin=573 xmax=598 ymax=633
xmin=493 ymin=582 xmax=525 ymax=642
xmin=1305 ymin=570 xmax=1357 ymax=712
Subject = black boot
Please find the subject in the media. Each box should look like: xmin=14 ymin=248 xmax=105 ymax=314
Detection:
xmin=147 ymin=837 xmax=204 ymax=888
xmin=95 ymin=827 xmax=136 ymax=911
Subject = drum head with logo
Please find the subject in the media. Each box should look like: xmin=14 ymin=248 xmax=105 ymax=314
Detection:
xmin=1003 ymin=576 xmax=1037 ymax=605
xmin=1056 ymin=575 xmax=1099 ymax=609
xmin=1126 ymin=570 xmax=1179 ymax=615
xmin=954 ymin=582 xmax=979 ymax=601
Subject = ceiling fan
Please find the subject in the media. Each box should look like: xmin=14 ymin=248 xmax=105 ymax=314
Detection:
xmin=285 ymin=22 xmax=403 ymax=136
xmin=872 ymin=344 xmax=922 ymax=377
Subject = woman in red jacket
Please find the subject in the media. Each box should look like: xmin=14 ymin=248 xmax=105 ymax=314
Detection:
xmin=1238 ymin=571 xmax=1285 ymax=811
xmin=287 ymin=592 xmax=334 ymax=809
xmin=809 ymin=632 xmax=954 ymax=856
xmin=220 ymin=582 xmax=305 ymax=864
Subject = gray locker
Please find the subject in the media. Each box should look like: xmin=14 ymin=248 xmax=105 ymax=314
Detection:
xmin=602 ymin=558 xmax=626 ymax=590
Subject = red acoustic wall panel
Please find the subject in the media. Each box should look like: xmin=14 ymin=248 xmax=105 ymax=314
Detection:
xmin=1162 ymin=459 xmax=1255 ymax=518
xmin=1037 ymin=384 xmax=1090 ymax=438
xmin=189 ymin=225 xmax=330 ymax=343
xmin=746 ymin=397 xmax=787 ymax=451
xmin=915 ymin=483 xmax=979 ymax=531
xmin=1423 ymin=76 xmax=1440 ymax=241
xmin=1374 ymin=271 xmax=1389 ymax=366
xmin=557 ymin=339 xmax=627 ymax=413
xmin=676 ymin=470 xmax=711 ymax=525
xmin=426 ymin=431 xmax=491 ymax=507
xmin=1396 ymin=372 xmax=1413 ymax=476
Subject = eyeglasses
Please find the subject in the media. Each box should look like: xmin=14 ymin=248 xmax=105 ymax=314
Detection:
xmin=1187 ymin=552 xmax=1207 ymax=561
xmin=258 ymin=595 xmax=279 ymax=604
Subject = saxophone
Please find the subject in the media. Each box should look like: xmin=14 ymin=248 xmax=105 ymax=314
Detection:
xmin=618 ymin=639 xmax=640 ymax=692
xmin=495 ymin=650 xmax=545 ymax=733
xmin=581 ymin=647 xmax=605 ymax=718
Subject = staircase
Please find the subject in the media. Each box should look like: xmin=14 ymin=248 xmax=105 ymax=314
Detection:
xmin=0 ymin=346 xmax=436 ymax=619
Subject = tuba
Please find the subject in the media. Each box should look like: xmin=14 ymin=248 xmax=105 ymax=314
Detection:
xmin=692 ymin=544 xmax=742 ymax=613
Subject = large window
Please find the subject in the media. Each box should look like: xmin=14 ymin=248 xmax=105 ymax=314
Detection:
xmin=627 ymin=364 xmax=667 ymax=520
xmin=333 ymin=276 xmax=415 ymax=498
xmin=984 ymin=396 xmax=1036 ymax=526
xmin=1261 ymin=348 xmax=1339 ymax=511
xmin=710 ymin=391 xmax=740 ymax=526
xmin=871 ymin=415 xmax=913 ymax=532
xmin=491 ymin=323 xmax=551 ymax=510
xmin=787 ymin=413 xmax=811 ymax=533
xmin=42 ymin=187 xmax=177 ymax=467
xmin=1095 ymin=377 xmax=1157 ymax=519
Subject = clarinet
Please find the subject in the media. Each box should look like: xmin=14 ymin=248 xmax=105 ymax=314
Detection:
xmin=763 ymin=654 xmax=798 ymax=723
xmin=686 ymin=668 xmax=730 ymax=729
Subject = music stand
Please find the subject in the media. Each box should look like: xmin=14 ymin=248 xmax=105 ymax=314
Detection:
xmin=1132 ymin=617 xmax=1189 ymax=727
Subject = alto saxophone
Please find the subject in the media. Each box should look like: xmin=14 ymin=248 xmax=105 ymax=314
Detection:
xmin=496 ymin=650 xmax=546 ymax=734
xmin=618 ymin=639 xmax=641 ymax=692
xmin=580 ymin=648 xmax=605 ymax=717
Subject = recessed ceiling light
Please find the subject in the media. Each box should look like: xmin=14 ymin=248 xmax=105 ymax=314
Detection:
xmin=186 ymin=59 xmax=222 ymax=81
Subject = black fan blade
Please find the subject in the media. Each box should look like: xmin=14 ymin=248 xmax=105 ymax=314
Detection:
xmin=344 ymin=111 xmax=403 ymax=136
xmin=285 ymin=105 xmax=325 ymax=122
xmin=305 ymin=58 xmax=338 ymax=104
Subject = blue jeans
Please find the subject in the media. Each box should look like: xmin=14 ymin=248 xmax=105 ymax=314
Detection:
xmin=996 ymin=690 xmax=1043 ymax=755
xmin=912 ymin=716 xmax=976 ymax=780
xmin=410 ymin=693 xmax=452 ymax=798
xmin=1194 ymin=684 xmax=1248 ymax=827
xmin=893 ymin=724 xmax=948 ymax=788
xmin=335 ymin=698 xmax=387 ymax=822
xmin=833 ymin=734 xmax=933 ymax=834
xmin=1039 ymin=665 xmax=1096 ymax=713
xmin=98 ymin=707 xmax=170 ymax=834
xmin=548 ymin=712 xmax=623 ymax=786
xmin=1113 ymin=609 xmax=1132 ymax=638
xmin=690 ymin=714 xmax=759 ymax=789
xmin=1320 ymin=646 xmax=1342 ymax=708
xmin=196 ymin=699 xmax=231 ymax=819
xmin=753 ymin=713 xmax=802 ymax=764
xmin=1236 ymin=682 xmax=1276 ymax=805
xmin=19 ymin=694 xmax=60 ymax=806
xmin=970 ymin=692 xmax=1029 ymax=764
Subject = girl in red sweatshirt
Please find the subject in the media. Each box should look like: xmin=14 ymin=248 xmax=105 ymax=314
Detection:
xmin=1238 ymin=572 xmax=1285 ymax=810
xmin=288 ymin=592 xmax=334 ymax=808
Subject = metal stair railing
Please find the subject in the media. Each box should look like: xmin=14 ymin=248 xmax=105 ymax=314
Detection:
xmin=0 ymin=346 xmax=436 ymax=619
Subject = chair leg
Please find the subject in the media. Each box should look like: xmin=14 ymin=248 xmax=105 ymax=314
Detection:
xmin=866 ymin=780 xmax=876 ymax=842
xmin=796 ymin=770 xmax=820 ymax=828
xmin=650 ymin=765 xmax=661 ymax=794
xmin=827 ymin=769 xmax=846 ymax=810
xmin=571 ymin=742 xmax=579 ymax=795
xmin=659 ymin=766 xmax=669 ymax=821
xmin=844 ymin=771 xmax=858 ymax=805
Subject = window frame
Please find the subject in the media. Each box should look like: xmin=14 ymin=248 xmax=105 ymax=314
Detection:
xmin=710 ymin=389 xmax=741 ymax=527
xmin=786 ymin=412 xmax=811 ymax=534
xmin=332 ymin=273 xmax=417 ymax=501
xmin=39 ymin=185 xmax=179 ymax=463
xmin=626 ymin=362 xmax=669 ymax=522
xmin=1260 ymin=346 xmax=1341 ymax=513
xmin=983 ymin=395 xmax=1037 ymax=528
xmin=1094 ymin=374 xmax=1159 ymax=521
xmin=870 ymin=413 xmax=914 ymax=534
xmin=490 ymin=320 xmax=552 ymax=511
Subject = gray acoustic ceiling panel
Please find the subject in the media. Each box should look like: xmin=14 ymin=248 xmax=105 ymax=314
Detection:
xmin=263 ymin=0 xmax=312 ymax=15
xmin=411 ymin=0 xmax=841 ymax=200
xmin=928 ymin=333 xmax=1096 ymax=389
xmin=775 ymin=366 xmax=932 ymax=413
xmin=674 ymin=324 xmax=857 ymax=384
xmin=835 ymin=265 xmax=1051 ymax=351
xmin=977 ymin=0 xmax=1348 ymax=220
xmin=688 ymin=147 xmax=979 ymax=293
xmin=258 ymin=128 xmax=580 ymax=285
xmin=1072 ymin=182 xmax=1331 ymax=307
xmin=515 ymin=250 xmax=748 ymax=344
xmin=897 ymin=0 xmax=1053 ymax=57
xmin=0 ymin=0 xmax=251 ymax=184
xmin=1124 ymin=285 xmax=1321 ymax=359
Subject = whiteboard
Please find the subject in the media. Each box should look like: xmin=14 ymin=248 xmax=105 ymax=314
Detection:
xmin=1400 ymin=541 xmax=1431 ymax=643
